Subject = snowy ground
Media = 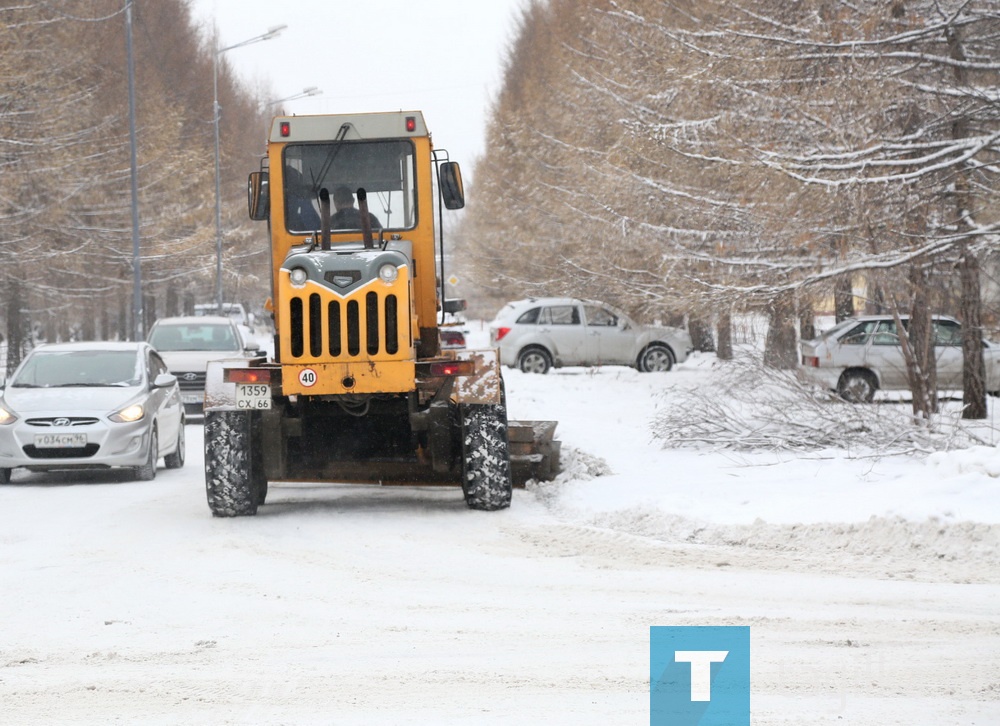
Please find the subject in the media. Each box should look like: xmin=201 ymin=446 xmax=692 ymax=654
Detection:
xmin=1 ymin=325 xmax=998 ymax=725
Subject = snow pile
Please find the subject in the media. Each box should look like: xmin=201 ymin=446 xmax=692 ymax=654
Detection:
xmin=927 ymin=445 xmax=1000 ymax=478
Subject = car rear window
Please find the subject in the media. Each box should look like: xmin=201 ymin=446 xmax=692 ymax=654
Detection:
xmin=818 ymin=318 xmax=859 ymax=339
xmin=516 ymin=307 xmax=540 ymax=324
xmin=838 ymin=321 xmax=880 ymax=345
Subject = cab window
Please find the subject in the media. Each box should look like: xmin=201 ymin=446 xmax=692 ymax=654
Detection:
xmin=283 ymin=140 xmax=417 ymax=233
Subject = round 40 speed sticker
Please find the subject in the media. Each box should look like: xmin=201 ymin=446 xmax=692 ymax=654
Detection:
xmin=298 ymin=368 xmax=318 ymax=387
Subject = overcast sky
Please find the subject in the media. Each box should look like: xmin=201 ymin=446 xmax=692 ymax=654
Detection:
xmin=188 ymin=0 xmax=529 ymax=177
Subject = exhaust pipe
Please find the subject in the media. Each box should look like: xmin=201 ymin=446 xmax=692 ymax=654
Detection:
xmin=319 ymin=188 xmax=331 ymax=251
xmin=358 ymin=188 xmax=374 ymax=250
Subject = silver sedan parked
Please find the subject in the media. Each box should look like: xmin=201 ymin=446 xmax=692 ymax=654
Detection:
xmin=0 ymin=342 xmax=185 ymax=482
xmin=490 ymin=297 xmax=693 ymax=374
xmin=799 ymin=314 xmax=1000 ymax=402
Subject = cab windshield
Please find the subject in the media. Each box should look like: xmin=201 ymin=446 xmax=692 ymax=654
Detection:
xmin=283 ymin=140 xmax=417 ymax=234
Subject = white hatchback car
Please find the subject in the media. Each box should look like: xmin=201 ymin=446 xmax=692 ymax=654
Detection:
xmin=490 ymin=297 xmax=692 ymax=373
xmin=799 ymin=314 xmax=1000 ymax=402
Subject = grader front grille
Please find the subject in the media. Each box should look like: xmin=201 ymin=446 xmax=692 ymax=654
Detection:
xmin=288 ymin=291 xmax=400 ymax=359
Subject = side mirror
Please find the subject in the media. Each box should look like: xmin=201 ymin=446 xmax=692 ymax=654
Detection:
xmin=443 ymin=298 xmax=467 ymax=315
xmin=153 ymin=372 xmax=177 ymax=389
xmin=248 ymin=171 xmax=269 ymax=221
xmin=438 ymin=161 xmax=465 ymax=210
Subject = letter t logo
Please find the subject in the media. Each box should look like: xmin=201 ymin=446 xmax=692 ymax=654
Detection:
xmin=674 ymin=650 xmax=729 ymax=701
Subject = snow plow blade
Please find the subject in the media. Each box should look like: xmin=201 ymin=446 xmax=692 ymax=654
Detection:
xmin=508 ymin=420 xmax=560 ymax=487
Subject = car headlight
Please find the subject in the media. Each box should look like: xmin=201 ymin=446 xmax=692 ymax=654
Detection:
xmin=110 ymin=403 xmax=145 ymax=423
xmin=378 ymin=263 xmax=399 ymax=284
xmin=289 ymin=267 xmax=308 ymax=288
xmin=0 ymin=404 xmax=17 ymax=425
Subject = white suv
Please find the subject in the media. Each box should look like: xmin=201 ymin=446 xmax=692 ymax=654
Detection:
xmin=799 ymin=314 xmax=1000 ymax=402
xmin=489 ymin=297 xmax=692 ymax=374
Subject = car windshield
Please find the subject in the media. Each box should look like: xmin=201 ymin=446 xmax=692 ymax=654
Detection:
xmin=11 ymin=350 xmax=141 ymax=388
xmin=149 ymin=323 xmax=239 ymax=352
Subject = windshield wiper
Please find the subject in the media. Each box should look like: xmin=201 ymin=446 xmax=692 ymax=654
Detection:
xmin=53 ymin=383 xmax=117 ymax=388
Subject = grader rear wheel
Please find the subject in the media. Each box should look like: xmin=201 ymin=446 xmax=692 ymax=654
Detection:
xmin=204 ymin=410 xmax=266 ymax=517
xmin=460 ymin=401 xmax=513 ymax=511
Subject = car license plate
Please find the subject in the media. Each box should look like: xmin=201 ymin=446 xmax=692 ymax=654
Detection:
xmin=236 ymin=383 xmax=271 ymax=410
xmin=182 ymin=393 xmax=203 ymax=405
xmin=35 ymin=433 xmax=87 ymax=448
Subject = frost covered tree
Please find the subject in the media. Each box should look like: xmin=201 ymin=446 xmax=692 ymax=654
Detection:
xmin=460 ymin=0 xmax=998 ymax=417
xmin=0 ymin=0 xmax=270 ymax=353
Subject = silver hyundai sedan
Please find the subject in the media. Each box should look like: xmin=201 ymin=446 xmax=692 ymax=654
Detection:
xmin=0 ymin=342 xmax=185 ymax=483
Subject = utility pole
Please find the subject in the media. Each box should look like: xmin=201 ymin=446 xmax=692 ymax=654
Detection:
xmin=125 ymin=0 xmax=142 ymax=340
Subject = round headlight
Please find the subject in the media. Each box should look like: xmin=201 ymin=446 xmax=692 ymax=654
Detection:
xmin=289 ymin=267 xmax=308 ymax=288
xmin=378 ymin=263 xmax=399 ymax=284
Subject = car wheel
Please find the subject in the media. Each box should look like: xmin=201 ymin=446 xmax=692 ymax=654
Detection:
xmin=164 ymin=422 xmax=185 ymax=469
xmin=837 ymin=370 xmax=877 ymax=403
xmin=134 ymin=427 xmax=158 ymax=481
xmin=638 ymin=344 xmax=675 ymax=372
xmin=518 ymin=347 xmax=552 ymax=374
xmin=0 ymin=468 xmax=10 ymax=484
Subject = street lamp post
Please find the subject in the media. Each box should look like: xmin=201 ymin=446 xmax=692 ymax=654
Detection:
xmin=213 ymin=24 xmax=286 ymax=314
xmin=265 ymin=86 xmax=322 ymax=110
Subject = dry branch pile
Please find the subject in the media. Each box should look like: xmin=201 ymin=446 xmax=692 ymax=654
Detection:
xmin=652 ymin=354 xmax=995 ymax=456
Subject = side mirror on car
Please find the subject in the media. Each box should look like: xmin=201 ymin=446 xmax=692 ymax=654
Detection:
xmin=243 ymin=342 xmax=267 ymax=358
xmin=153 ymin=372 xmax=178 ymax=389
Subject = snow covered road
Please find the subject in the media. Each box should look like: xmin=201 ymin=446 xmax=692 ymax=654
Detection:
xmin=1 ymin=359 xmax=998 ymax=724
